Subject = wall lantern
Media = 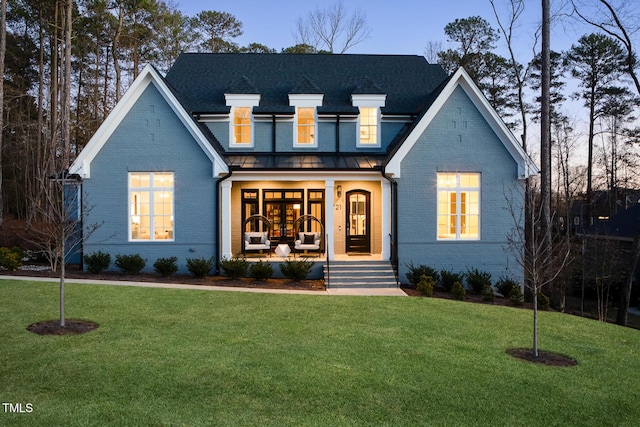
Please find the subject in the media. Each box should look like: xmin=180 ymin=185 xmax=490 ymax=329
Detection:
xmin=337 ymin=185 xmax=342 ymax=198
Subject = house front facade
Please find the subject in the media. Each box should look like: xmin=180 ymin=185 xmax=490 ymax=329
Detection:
xmin=70 ymin=54 xmax=535 ymax=283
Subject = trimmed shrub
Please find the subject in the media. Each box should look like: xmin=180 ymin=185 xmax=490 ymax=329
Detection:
xmin=482 ymin=284 xmax=495 ymax=302
xmin=416 ymin=274 xmax=434 ymax=297
xmin=0 ymin=247 xmax=23 ymax=271
xmin=451 ymin=280 xmax=466 ymax=300
xmin=466 ymin=268 xmax=492 ymax=294
xmin=496 ymin=276 xmax=520 ymax=298
xmin=440 ymin=270 xmax=464 ymax=292
xmin=187 ymin=257 xmax=215 ymax=278
xmin=84 ymin=251 xmax=111 ymax=274
xmin=219 ymin=257 xmax=248 ymax=279
xmin=405 ymin=261 xmax=439 ymax=287
xmin=537 ymin=292 xmax=550 ymax=311
xmin=249 ymin=261 xmax=274 ymax=281
xmin=154 ymin=257 xmax=178 ymax=277
xmin=509 ymin=285 xmax=524 ymax=306
xmin=280 ymin=259 xmax=314 ymax=281
xmin=115 ymin=254 xmax=146 ymax=275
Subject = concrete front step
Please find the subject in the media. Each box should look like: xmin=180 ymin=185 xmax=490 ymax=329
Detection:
xmin=325 ymin=260 xmax=398 ymax=289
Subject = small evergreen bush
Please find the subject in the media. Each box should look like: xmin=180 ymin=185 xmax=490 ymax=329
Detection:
xmin=115 ymin=254 xmax=146 ymax=275
xmin=482 ymin=284 xmax=495 ymax=302
xmin=466 ymin=268 xmax=492 ymax=294
xmin=187 ymin=257 xmax=215 ymax=278
xmin=416 ymin=274 xmax=434 ymax=297
xmin=537 ymin=292 xmax=550 ymax=311
xmin=496 ymin=276 xmax=520 ymax=298
xmin=154 ymin=256 xmax=178 ymax=277
xmin=84 ymin=251 xmax=111 ymax=274
xmin=509 ymin=285 xmax=524 ymax=306
xmin=219 ymin=257 xmax=248 ymax=279
xmin=405 ymin=261 xmax=439 ymax=287
xmin=451 ymin=280 xmax=466 ymax=300
xmin=0 ymin=247 xmax=23 ymax=271
xmin=249 ymin=261 xmax=274 ymax=281
xmin=280 ymin=258 xmax=314 ymax=281
xmin=440 ymin=270 xmax=464 ymax=292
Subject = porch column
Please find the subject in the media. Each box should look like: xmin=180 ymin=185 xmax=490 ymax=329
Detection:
xmin=220 ymin=179 xmax=233 ymax=259
xmin=325 ymin=180 xmax=335 ymax=261
xmin=381 ymin=179 xmax=391 ymax=259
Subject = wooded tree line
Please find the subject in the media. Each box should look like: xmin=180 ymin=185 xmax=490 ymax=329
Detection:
xmin=0 ymin=0 xmax=639 ymax=229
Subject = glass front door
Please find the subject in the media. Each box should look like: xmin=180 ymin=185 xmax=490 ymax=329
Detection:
xmin=346 ymin=190 xmax=370 ymax=253
xmin=264 ymin=190 xmax=303 ymax=244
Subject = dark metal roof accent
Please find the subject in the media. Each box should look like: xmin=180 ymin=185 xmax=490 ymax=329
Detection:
xmin=227 ymin=154 xmax=385 ymax=171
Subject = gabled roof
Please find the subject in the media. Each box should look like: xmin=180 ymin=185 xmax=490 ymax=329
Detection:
xmin=384 ymin=68 xmax=538 ymax=179
xmin=70 ymin=65 xmax=228 ymax=178
xmin=164 ymin=53 xmax=448 ymax=116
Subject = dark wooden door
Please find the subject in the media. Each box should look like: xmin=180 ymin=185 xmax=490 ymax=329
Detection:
xmin=346 ymin=190 xmax=370 ymax=253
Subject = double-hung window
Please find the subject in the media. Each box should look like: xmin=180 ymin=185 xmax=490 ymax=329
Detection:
xmin=225 ymin=94 xmax=260 ymax=148
xmin=437 ymin=173 xmax=480 ymax=240
xmin=296 ymin=107 xmax=316 ymax=146
xmin=289 ymin=94 xmax=323 ymax=148
xmin=129 ymin=172 xmax=174 ymax=241
xmin=232 ymin=107 xmax=252 ymax=145
xmin=358 ymin=107 xmax=379 ymax=146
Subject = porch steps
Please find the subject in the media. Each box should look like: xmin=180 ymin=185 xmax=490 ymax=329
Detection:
xmin=324 ymin=260 xmax=398 ymax=289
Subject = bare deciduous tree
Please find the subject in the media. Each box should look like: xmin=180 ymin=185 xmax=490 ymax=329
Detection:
xmin=0 ymin=0 xmax=6 ymax=226
xmin=294 ymin=1 xmax=370 ymax=53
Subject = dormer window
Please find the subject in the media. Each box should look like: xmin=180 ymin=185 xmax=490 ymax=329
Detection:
xmin=225 ymin=93 xmax=260 ymax=148
xmin=352 ymin=94 xmax=386 ymax=148
xmin=232 ymin=107 xmax=252 ymax=145
xmin=289 ymin=93 xmax=323 ymax=148
xmin=296 ymin=107 xmax=316 ymax=145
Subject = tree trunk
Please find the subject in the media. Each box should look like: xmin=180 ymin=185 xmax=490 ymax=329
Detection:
xmin=0 ymin=0 xmax=6 ymax=226
xmin=540 ymin=0 xmax=552 ymax=283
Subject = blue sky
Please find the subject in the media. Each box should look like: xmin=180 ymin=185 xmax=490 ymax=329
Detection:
xmin=175 ymin=0 xmax=558 ymax=58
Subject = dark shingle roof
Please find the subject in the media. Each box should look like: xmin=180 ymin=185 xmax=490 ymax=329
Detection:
xmin=164 ymin=53 xmax=448 ymax=116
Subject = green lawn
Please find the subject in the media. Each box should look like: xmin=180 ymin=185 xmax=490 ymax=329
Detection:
xmin=1 ymin=280 xmax=639 ymax=426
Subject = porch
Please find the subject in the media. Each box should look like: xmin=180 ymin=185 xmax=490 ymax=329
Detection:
xmin=219 ymin=173 xmax=393 ymax=262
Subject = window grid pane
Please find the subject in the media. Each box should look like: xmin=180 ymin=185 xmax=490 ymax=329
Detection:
xmin=233 ymin=107 xmax=251 ymax=144
xmin=297 ymin=107 xmax=315 ymax=144
xmin=359 ymin=107 xmax=378 ymax=145
xmin=130 ymin=172 xmax=174 ymax=241
xmin=437 ymin=173 xmax=480 ymax=240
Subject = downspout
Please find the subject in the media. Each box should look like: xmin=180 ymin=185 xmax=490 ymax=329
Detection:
xmin=272 ymin=114 xmax=277 ymax=154
xmin=215 ymin=170 xmax=233 ymax=274
xmin=335 ymin=114 xmax=340 ymax=154
xmin=382 ymin=166 xmax=399 ymax=286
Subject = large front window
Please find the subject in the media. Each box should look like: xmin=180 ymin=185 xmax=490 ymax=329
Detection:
xmin=129 ymin=172 xmax=174 ymax=241
xmin=295 ymin=107 xmax=316 ymax=146
xmin=437 ymin=173 xmax=480 ymax=240
xmin=232 ymin=107 xmax=252 ymax=145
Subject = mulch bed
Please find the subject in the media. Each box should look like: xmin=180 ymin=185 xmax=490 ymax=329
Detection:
xmin=506 ymin=348 xmax=578 ymax=367
xmin=27 ymin=319 xmax=99 ymax=335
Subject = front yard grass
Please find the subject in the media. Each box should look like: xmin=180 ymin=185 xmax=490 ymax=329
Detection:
xmin=1 ymin=279 xmax=639 ymax=426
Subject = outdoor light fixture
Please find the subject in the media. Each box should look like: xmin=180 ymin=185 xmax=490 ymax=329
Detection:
xmin=337 ymin=185 xmax=342 ymax=198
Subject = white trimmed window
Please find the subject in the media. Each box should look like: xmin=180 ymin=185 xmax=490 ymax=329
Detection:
xmin=289 ymin=94 xmax=323 ymax=148
xmin=358 ymin=107 xmax=379 ymax=146
xmin=295 ymin=107 xmax=316 ymax=146
xmin=231 ymin=107 xmax=252 ymax=145
xmin=352 ymin=94 xmax=385 ymax=147
xmin=225 ymin=94 xmax=260 ymax=147
xmin=437 ymin=173 xmax=480 ymax=240
xmin=129 ymin=172 xmax=174 ymax=241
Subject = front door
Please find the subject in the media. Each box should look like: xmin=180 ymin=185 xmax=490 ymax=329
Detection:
xmin=264 ymin=190 xmax=303 ymax=245
xmin=346 ymin=190 xmax=370 ymax=253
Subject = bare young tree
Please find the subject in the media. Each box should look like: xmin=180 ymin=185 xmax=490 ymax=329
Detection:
xmin=423 ymin=40 xmax=443 ymax=64
xmin=294 ymin=1 xmax=370 ymax=53
xmin=0 ymin=0 xmax=5 ymax=226
xmin=26 ymin=175 xmax=102 ymax=327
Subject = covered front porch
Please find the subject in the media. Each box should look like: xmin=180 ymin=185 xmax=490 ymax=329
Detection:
xmin=218 ymin=172 xmax=392 ymax=262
